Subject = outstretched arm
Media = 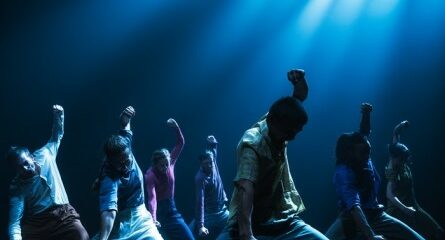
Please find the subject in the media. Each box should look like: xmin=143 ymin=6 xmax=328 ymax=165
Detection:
xmin=359 ymin=103 xmax=372 ymax=137
xmin=386 ymin=181 xmax=416 ymax=217
xmin=195 ymin=178 xmax=209 ymax=237
xmin=288 ymin=69 xmax=308 ymax=102
xmin=392 ymin=120 xmax=409 ymax=144
xmin=350 ymin=206 xmax=384 ymax=240
xmin=99 ymin=210 xmax=116 ymax=240
xmin=167 ymin=118 xmax=184 ymax=165
xmin=145 ymin=173 xmax=158 ymax=224
xmin=237 ymin=179 xmax=257 ymax=240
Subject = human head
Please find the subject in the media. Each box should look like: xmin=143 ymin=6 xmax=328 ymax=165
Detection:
xmin=336 ymin=132 xmax=371 ymax=168
xmin=104 ymin=135 xmax=132 ymax=176
xmin=152 ymin=148 xmax=170 ymax=174
xmin=388 ymin=142 xmax=410 ymax=165
xmin=6 ymin=146 xmax=37 ymax=178
xmin=266 ymin=97 xmax=308 ymax=144
xmin=199 ymin=150 xmax=214 ymax=175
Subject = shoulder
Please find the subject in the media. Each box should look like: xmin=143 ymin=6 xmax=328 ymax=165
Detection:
xmin=145 ymin=168 xmax=156 ymax=180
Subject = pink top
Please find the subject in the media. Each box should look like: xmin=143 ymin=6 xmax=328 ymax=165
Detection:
xmin=145 ymin=125 xmax=184 ymax=221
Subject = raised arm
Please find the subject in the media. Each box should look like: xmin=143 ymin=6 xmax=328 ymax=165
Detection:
xmin=288 ymin=69 xmax=308 ymax=102
xmin=167 ymin=118 xmax=184 ymax=165
xmin=120 ymin=106 xmax=135 ymax=132
xmin=49 ymin=105 xmax=64 ymax=143
xmin=206 ymin=135 xmax=218 ymax=161
xmin=99 ymin=210 xmax=116 ymax=240
xmin=359 ymin=103 xmax=372 ymax=137
xmin=145 ymin=173 xmax=158 ymax=224
xmin=8 ymin=190 xmax=24 ymax=240
xmin=392 ymin=120 xmax=409 ymax=144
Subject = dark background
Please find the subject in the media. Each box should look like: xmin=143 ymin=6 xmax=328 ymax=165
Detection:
xmin=1 ymin=0 xmax=444 ymax=238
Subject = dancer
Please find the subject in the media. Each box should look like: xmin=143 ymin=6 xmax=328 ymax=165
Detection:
xmin=385 ymin=120 xmax=444 ymax=239
xmin=189 ymin=135 xmax=229 ymax=240
xmin=93 ymin=106 xmax=163 ymax=240
xmin=325 ymin=103 xmax=424 ymax=240
xmin=145 ymin=118 xmax=194 ymax=240
xmin=217 ymin=69 xmax=328 ymax=240
xmin=7 ymin=105 xmax=89 ymax=240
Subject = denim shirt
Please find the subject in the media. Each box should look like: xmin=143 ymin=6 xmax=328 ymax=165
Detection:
xmin=9 ymin=113 xmax=66 ymax=240
xmin=334 ymin=160 xmax=381 ymax=211
xmin=99 ymin=130 xmax=145 ymax=212
xmin=194 ymin=141 xmax=228 ymax=227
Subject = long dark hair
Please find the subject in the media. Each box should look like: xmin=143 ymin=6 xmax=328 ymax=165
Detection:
xmin=336 ymin=132 xmax=369 ymax=168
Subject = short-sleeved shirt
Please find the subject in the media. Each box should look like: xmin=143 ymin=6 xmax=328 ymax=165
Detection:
xmin=334 ymin=160 xmax=381 ymax=211
xmin=226 ymin=117 xmax=305 ymax=228
xmin=385 ymin=164 xmax=417 ymax=210
xmin=99 ymin=130 xmax=145 ymax=212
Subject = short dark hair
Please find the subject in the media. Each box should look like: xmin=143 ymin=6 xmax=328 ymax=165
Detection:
xmin=151 ymin=148 xmax=169 ymax=165
xmin=388 ymin=143 xmax=410 ymax=162
xmin=199 ymin=150 xmax=214 ymax=162
xmin=335 ymin=132 xmax=369 ymax=167
xmin=6 ymin=146 xmax=31 ymax=167
xmin=267 ymin=97 xmax=308 ymax=126
xmin=104 ymin=135 xmax=130 ymax=160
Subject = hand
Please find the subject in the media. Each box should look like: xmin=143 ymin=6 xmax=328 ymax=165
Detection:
xmin=198 ymin=226 xmax=209 ymax=237
xmin=361 ymin=103 xmax=373 ymax=114
xmin=120 ymin=106 xmax=135 ymax=126
xmin=287 ymin=69 xmax=305 ymax=84
xmin=154 ymin=220 xmax=161 ymax=228
xmin=373 ymin=235 xmax=385 ymax=240
xmin=53 ymin=104 xmax=64 ymax=116
xmin=287 ymin=69 xmax=308 ymax=101
xmin=394 ymin=120 xmax=409 ymax=134
xmin=166 ymin=118 xmax=178 ymax=128
xmin=207 ymin=135 xmax=218 ymax=144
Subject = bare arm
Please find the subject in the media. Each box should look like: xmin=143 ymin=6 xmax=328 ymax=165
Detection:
xmin=99 ymin=210 xmax=116 ymax=240
xmin=237 ymin=179 xmax=257 ymax=240
xmin=350 ymin=206 xmax=384 ymax=240
xmin=359 ymin=103 xmax=372 ymax=137
xmin=49 ymin=104 xmax=64 ymax=143
xmin=167 ymin=118 xmax=184 ymax=165
xmin=287 ymin=69 xmax=308 ymax=102
xmin=386 ymin=181 xmax=416 ymax=216
xmin=120 ymin=106 xmax=135 ymax=131
xmin=392 ymin=120 xmax=409 ymax=144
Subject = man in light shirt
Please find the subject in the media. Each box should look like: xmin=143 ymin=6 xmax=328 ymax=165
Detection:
xmin=7 ymin=105 xmax=89 ymax=240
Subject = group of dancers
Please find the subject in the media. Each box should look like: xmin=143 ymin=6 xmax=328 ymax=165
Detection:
xmin=7 ymin=69 xmax=444 ymax=240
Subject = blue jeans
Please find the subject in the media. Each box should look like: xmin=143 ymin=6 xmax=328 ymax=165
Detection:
xmin=189 ymin=206 xmax=229 ymax=240
xmin=157 ymin=199 xmax=194 ymax=240
xmin=216 ymin=216 xmax=328 ymax=240
xmin=325 ymin=210 xmax=425 ymax=240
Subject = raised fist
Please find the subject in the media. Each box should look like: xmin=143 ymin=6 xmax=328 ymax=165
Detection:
xmin=361 ymin=103 xmax=373 ymax=114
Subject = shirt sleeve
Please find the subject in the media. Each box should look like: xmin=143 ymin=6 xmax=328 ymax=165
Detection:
xmin=195 ymin=175 xmax=205 ymax=228
xmin=334 ymin=166 xmax=361 ymax=210
xmin=170 ymin=126 xmax=185 ymax=166
xmin=234 ymin=147 xmax=258 ymax=183
xmin=99 ymin=176 xmax=119 ymax=212
xmin=145 ymin=172 xmax=157 ymax=222
xmin=118 ymin=129 xmax=133 ymax=146
xmin=9 ymin=185 xmax=24 ymax=240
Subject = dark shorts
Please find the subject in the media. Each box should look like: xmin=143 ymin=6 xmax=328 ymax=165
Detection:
xmin=22 ymin=204 xmax=89 ymax=240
